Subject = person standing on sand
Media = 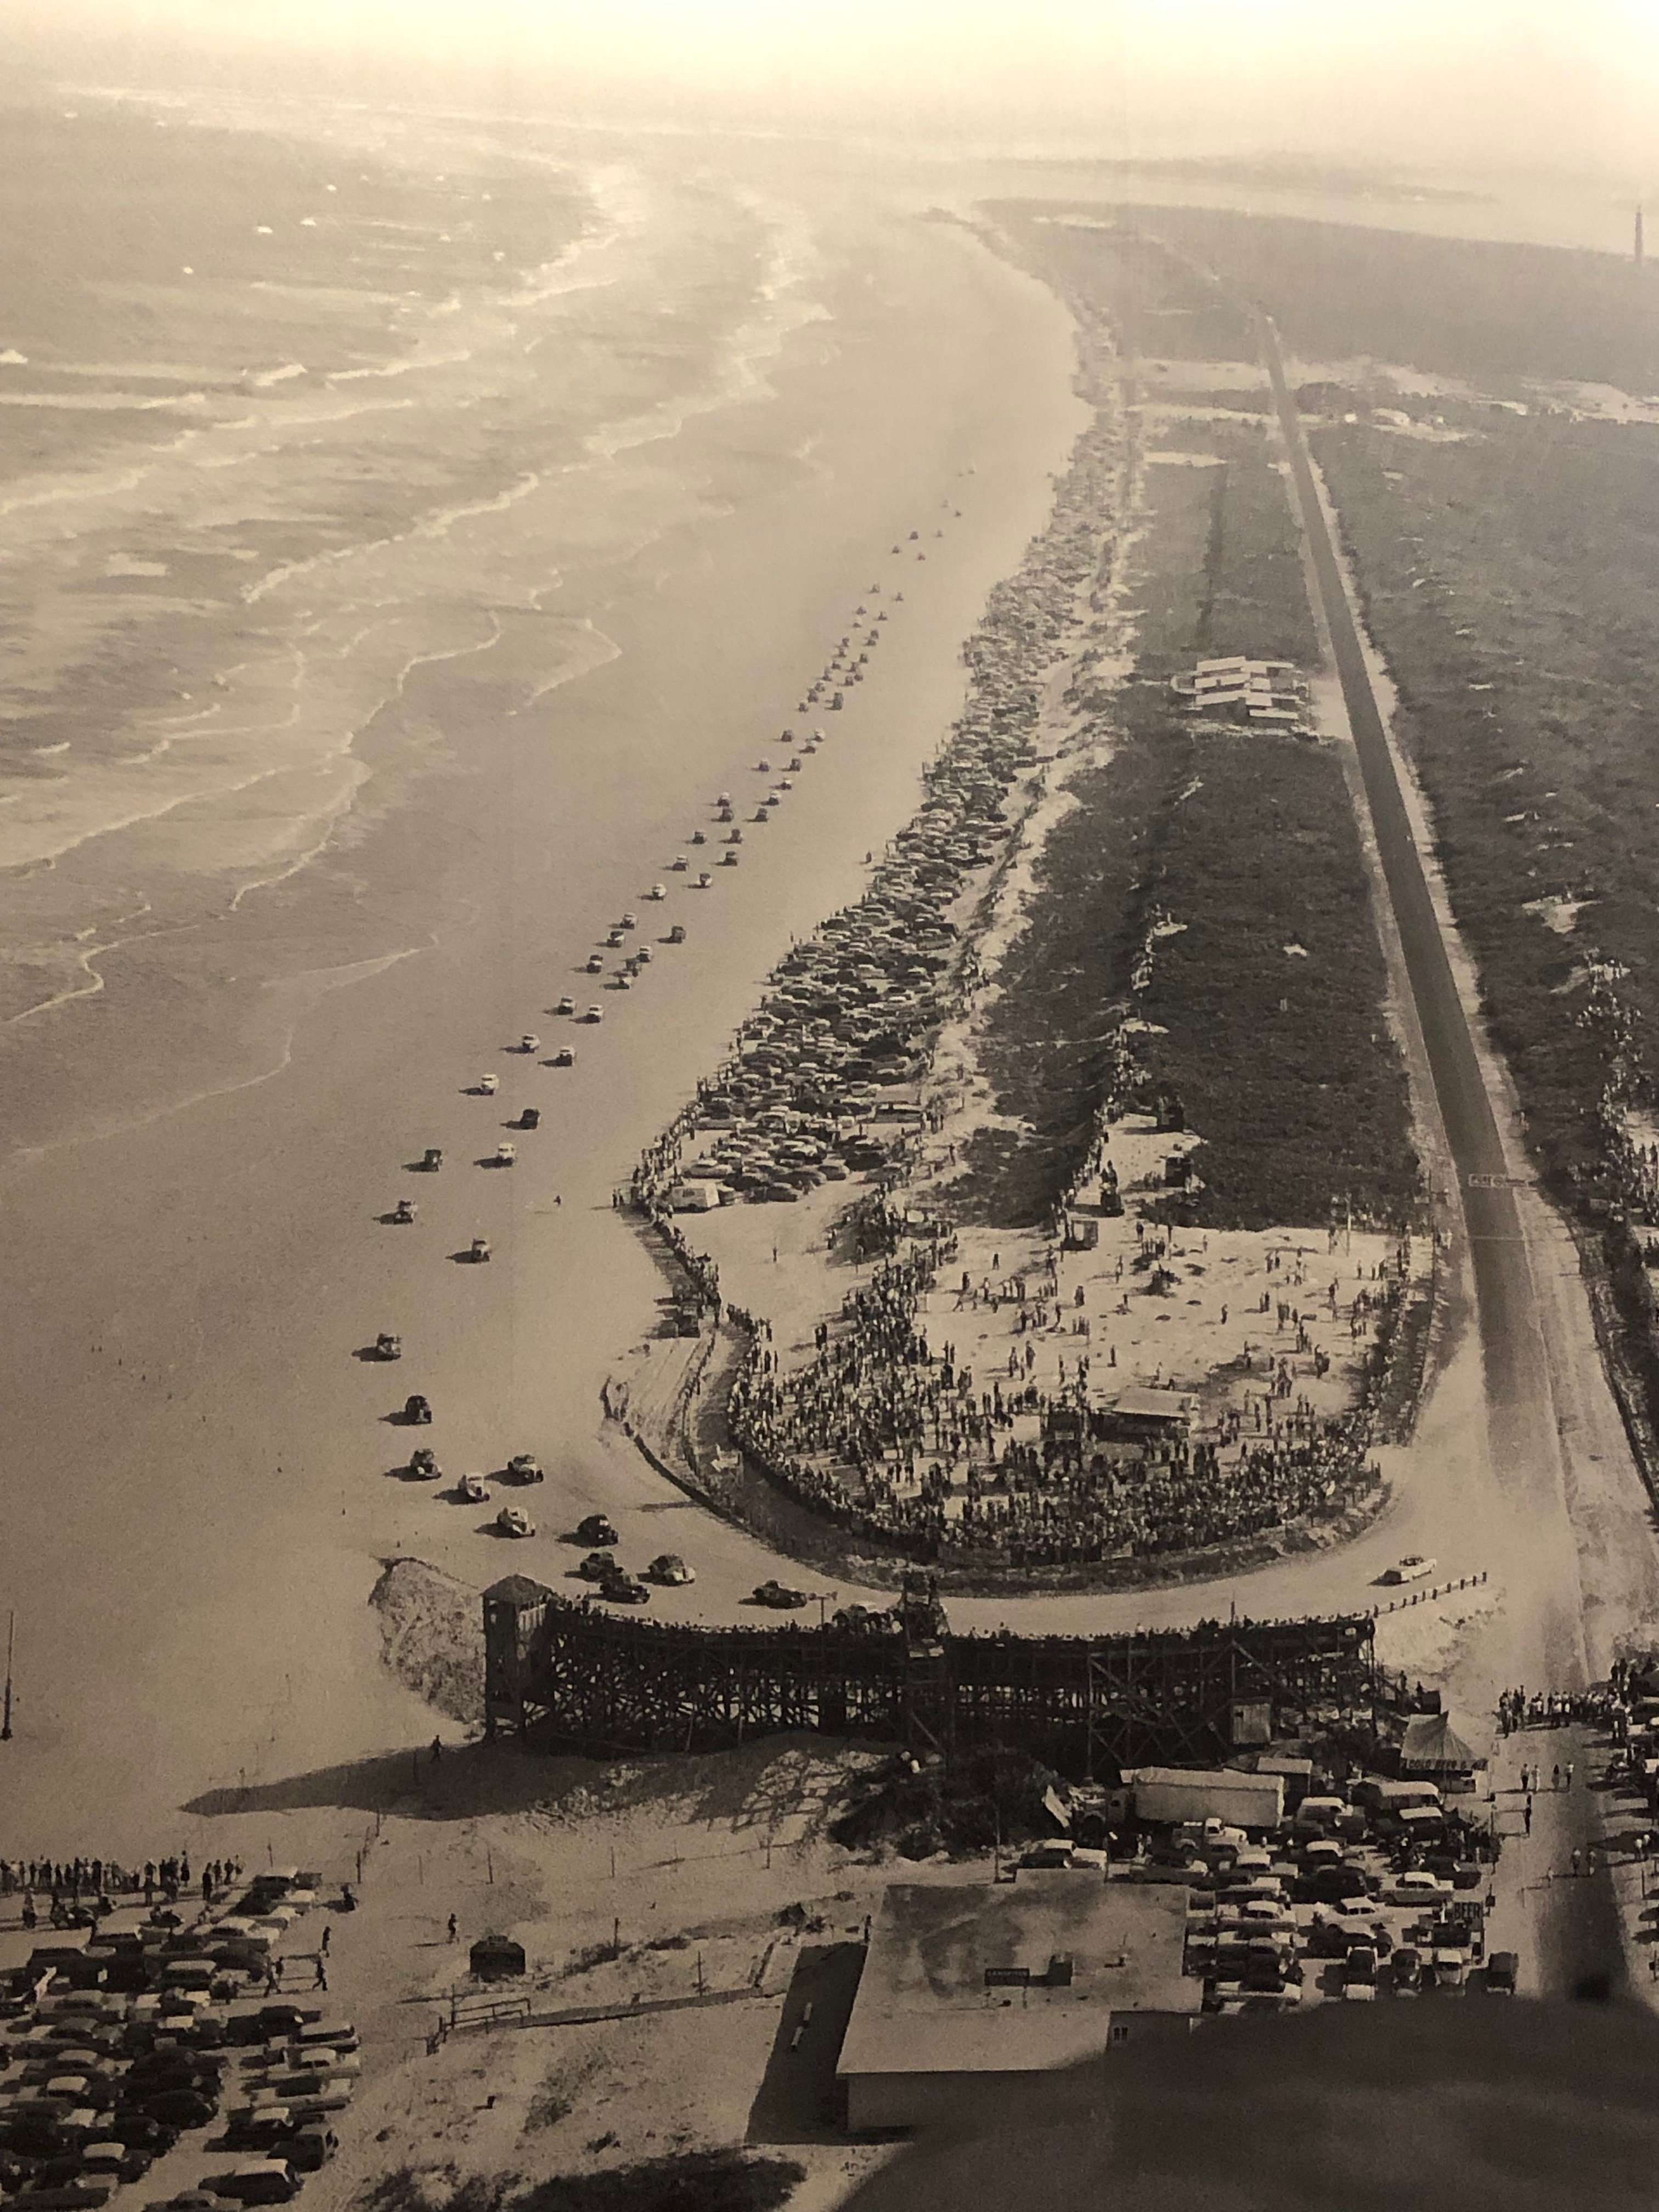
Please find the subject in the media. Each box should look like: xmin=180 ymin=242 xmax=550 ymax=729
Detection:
xmin=314 ymin=1956 xmax=328 ymax=1991
xmin=448 ymin=1914 xmax=458 ymax=1943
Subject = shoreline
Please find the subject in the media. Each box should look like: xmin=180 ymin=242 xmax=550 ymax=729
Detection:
xmin=0 ymin=194 xmax=1089 ymax=1858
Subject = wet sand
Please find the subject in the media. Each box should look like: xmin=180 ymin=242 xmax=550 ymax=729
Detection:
xmin=0 ymin=206 xmax=1086 ymax=1855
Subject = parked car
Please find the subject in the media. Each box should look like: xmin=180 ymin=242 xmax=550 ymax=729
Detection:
xmin=1301 ymin=1864 xmax=1376 ymax=1905
xmin=281 ymin=2129 xmax=337 ymax=2174
xmin=585 ymin=1005 xmax=604 ymax=1024
xmin=1390 ymin=1946 xmax=1423 ymax=1995
xmin=647 ymin=1554 xmax=694 ymax=1585
xmin=477 ymin=1075 xmax=498 ymax=1096
xmin=576 ymin=1515 xmax=619 ymax=1547
xmin=1484 ymin=1950 xmax=1518 ymax=1995
xmin=753 ymin=1580 xmax=808 ymax=1610
xmin=392 ymin=1199 xmax=417 ymax=1224
xmin=469 ymin=1236 xmax=492 ymax=1263
xmin=493 ymin=1143 xmax=516 ymax=1167
xmin=518 ymin=1108 xmax=540 ymax=1131
xmin=667 ymin=926 xmax=687 ymax=945
xmin=495 ymin=1508 xmax=534 ymax=1539
xmin=136 ymin=2090 xmax=215 ymax=2130
xmin=552 ymin=1047 xmax=575 ymax=1066
xmin=555 ymin=996 xmax=576 ymax=1015
xmin=585 ymin=954 xmax=604 ymax=974
xmin=1381 ymin=1554 xmax=1436 ymax=1585
xmin=409 ymin=1448 xmax=439 ymax=1479
xmin=458 ymin=1474 xmax=490 ymax=1505
xmin=202 ymin=2162 xmax=300 ymax=2205
xmin=519 ymin=1035 xmax=539 ymax=1054
xmin=576 ymin=1551 xmax=616 ymax=1581
xmin=404 ymin=1395 xmax=432 ymax=1424
xmin=373 ymin=1333 xmax=402 ymax=1361
xmin=1383 ymin=1871 xmax=1454 ymax=1909
xmin=507 ymin=1455 xmax=543 ymax=1485
xmin=420 ymin=1148 xmax=443 ymax=1172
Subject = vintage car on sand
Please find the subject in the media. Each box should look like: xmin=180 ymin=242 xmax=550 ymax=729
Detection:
xmin=599 ymin=1572 xmax=650 ymax=1605
xmin=404 ymin=1393 xmax=432 ymax=1424
xmin=458 ymin=1473 xmax=490 ymax=1504
xmin=495 ymin=1506 xmax=533 ymax=1539
xmin=576 ymin=1514 xmax=620 ymax=1547
xmin=648 ymin=1554 xmax=695 ymax=1585
xmin=1382 ymin=1555 xmax=1436 ymax=1585
xmin=753 ymin=1579 xmax=808 ymax=1610
xmin=373 ymin=1333 xmax=402 ymax=1361
xmin=409 ymin=1448 xmax=439 ymax=1480
xmin=507 ymin=1454 xmax=543 ymax=1485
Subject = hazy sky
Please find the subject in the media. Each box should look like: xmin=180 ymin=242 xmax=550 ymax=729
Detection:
xmin=10 ymin=0 xmax=1658 ymax=180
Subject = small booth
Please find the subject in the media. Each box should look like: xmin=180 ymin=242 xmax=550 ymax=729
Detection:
xmin=470 ymin=1933 xmax=527 ymax=1983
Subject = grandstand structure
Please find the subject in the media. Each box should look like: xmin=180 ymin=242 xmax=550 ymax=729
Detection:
xmin=483 ymin=1574 xmax=1378 ymax=1779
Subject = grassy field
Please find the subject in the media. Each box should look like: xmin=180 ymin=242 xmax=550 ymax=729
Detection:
xmin=1043 ymin=197 xmax=1659 ymax=1452
xmin=1133 ymin=732 xmax=1418 ymax=1229
xmin=955 ymin=221 xmax=1417 ymax=1232
xmin=998 ymin=200 xmax=1659 ymax=393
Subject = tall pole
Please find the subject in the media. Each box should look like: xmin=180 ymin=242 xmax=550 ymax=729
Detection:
xmin=2 ymin=1611 xmax=13 ymax=1741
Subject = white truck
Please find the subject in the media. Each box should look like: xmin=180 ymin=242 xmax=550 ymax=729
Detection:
xmin=1127 ymin=1767 xmax=1285 ymax=1834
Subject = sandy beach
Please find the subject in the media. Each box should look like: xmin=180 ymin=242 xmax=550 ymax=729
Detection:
xmin=0 ymin=115 xmax=1087 ymax=1858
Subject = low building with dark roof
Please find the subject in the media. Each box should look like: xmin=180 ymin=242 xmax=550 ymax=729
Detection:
xmin=836 ymin=1874 xmax=1199 ymax=2132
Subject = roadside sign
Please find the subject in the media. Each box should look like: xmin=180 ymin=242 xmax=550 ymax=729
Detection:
xmin=1466 ymin=1173 xmax=1529 ymax=1190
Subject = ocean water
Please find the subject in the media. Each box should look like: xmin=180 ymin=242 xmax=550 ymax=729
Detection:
xmin=0 ymin=98 xmax=829 ymax=1039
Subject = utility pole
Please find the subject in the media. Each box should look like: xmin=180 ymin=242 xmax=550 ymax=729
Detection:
xmin=1 ymin=1611 xmax=13 ymax=1741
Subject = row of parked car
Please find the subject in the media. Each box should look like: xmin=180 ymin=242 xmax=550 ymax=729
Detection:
xmin=1124 ymin=1782 xmax=1511 ymax=2016
xmin=0 ymin=1876 xmax=353 ymax=2210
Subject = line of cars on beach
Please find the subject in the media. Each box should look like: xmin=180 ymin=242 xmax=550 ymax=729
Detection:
xmin=0 ymin=1874 xmax=355 ymax=2212
xmin=354 ymin=573 xmax=910 ymax=1548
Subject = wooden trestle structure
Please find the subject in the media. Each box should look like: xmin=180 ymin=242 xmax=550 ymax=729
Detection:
xmin=484 ymin=1573 xmax=1377 ymax=1779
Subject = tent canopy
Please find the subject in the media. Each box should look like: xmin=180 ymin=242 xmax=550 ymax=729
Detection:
xmin=1400 ymin=1712 xmax=1479 ymax=1774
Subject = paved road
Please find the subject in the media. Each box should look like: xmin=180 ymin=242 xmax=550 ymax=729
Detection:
xmin=1255 ymin=312 xmax=1587 ymax=1680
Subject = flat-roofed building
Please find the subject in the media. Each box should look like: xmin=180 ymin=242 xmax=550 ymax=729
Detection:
xmin=1088 ymin=1384 xmax=1196 ymax=1445
xmin=837 ymin=1874 xmax=1200 ymax=2133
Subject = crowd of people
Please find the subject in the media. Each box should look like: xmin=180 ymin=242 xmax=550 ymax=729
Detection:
xmin=618 ymin=314 xmax=1411 ymax=1578
xmin=629 ymin=404 xmax=1128 ymax=1222
xmin=1 ymin=1851 xmax=247 ymax=1927
xmin=725 ymin=1233 xmax=1383 ymax=1570
xmin=1499 ymin=1654 xmax=1659 ymax=1742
